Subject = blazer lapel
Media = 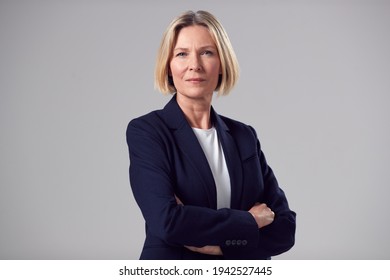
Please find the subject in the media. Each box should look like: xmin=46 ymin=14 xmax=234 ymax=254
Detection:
xmin=161 ymin=95 xmax=217 ymax=209
xmin=212 ymin=110 xmax=244 ymax=210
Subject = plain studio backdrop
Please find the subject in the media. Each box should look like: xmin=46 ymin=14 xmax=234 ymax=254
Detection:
xmin=1 ymin=0 xmax=389 ymax=260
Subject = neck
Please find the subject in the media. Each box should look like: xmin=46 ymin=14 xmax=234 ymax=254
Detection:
xmin=176 ymin=93 xmax=212 ymax=129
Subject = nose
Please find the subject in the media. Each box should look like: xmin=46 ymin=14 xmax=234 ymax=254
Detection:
xmin=189 ymin=54 xmax=202 ymax=71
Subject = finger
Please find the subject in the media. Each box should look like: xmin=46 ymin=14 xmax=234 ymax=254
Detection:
xmin=184 ymin=245 xmax=198 ymax=252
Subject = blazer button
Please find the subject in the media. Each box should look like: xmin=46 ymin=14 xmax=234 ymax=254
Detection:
xmin=242 ymin=240 xmax=247 ymax=246
xmin=225 ymin=240 xmax=231 ymax=246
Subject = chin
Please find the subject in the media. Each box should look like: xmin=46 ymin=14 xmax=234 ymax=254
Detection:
xmin=177 ymin=88 xmax=214 ymax=99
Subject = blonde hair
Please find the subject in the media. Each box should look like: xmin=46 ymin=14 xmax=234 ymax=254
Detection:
xmin=154 ymin=10 xmax=239 ymax=96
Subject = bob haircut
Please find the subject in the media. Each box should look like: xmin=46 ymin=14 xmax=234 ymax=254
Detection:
xmin=155 ymin=10 xmax=239 ymax=96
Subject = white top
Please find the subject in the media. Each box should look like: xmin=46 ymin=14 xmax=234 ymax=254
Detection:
xmin=192 ymin=127 xmax=231 ymax=209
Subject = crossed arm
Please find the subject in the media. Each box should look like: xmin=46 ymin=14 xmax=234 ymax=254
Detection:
xmin=176 ymin=196 xmax=275 ymax=256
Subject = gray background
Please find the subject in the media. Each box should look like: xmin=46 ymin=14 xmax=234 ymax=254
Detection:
xmin=1 ymin=0 xmax=389 ymax=259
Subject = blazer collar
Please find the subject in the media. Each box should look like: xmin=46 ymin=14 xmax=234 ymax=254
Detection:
xmin=161 ymin=94 xmax=188 ymax=130
xmin=161 ymin=94 xmax=229 ymax=132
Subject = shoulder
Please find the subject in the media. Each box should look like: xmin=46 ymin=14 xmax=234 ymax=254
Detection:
xmin=127 ymin=110 xmax=163 ymax=131
xmin=219 ymin=115 xmax=259 ymax=139
xmin=126 ymin=109 xmax=168 ymax=144
xmin=127 ymin=95 xmax=186 ymax=136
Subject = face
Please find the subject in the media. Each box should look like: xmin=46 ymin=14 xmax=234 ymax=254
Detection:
xmin=169 ymin=25 xmax=221 ymax=102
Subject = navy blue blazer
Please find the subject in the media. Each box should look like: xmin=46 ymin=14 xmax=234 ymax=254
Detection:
xmin=126 ymin=95 xmax=296 ymax=259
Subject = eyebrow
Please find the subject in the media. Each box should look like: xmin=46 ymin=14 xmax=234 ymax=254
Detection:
xmin=173 ymin=45 xmax=217 ymax=52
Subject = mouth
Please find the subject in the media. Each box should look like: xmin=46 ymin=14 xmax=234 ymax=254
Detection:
xmin=186 ymin=78 xmax=205 ymax=82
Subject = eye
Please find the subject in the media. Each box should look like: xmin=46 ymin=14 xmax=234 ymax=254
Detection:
xmin=201 ymin=50 xmax=214 ymax=56
xmin=176 ymin=52 xmax=187 ymax=57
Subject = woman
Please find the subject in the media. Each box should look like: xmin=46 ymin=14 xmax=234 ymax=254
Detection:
xmin=126 ymin=10 xmax=296 ymax=260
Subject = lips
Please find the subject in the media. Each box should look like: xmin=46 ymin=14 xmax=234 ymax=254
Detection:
xmin=186 ymin=78 xmax=205 ymax=82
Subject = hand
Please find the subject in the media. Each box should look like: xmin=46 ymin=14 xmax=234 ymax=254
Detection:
xmin=248 ymin=203 xmax=275 ymax=228
xmin=185 ymin=245 xmax=223 ymax=256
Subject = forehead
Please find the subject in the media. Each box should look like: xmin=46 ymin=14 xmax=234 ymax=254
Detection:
xmin=174 ymin=25 xmax=216 ymax=47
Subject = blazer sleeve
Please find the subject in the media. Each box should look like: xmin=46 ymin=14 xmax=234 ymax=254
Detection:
xmin=126 ymin=117 xmax=260 ymax=249
xmin=221 ymin=126 xmax=296 ymax=259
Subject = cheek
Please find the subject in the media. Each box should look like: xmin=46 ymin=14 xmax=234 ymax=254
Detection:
xmin=169 ymin=61 xmax=184 ymax=78
xmin=216 ymin=64 xmax=221 ymax=74
xmin=208 ymin=58 xmax=221 ymax=74
xmin=210 ymin=62 xmax=221 ymax=77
